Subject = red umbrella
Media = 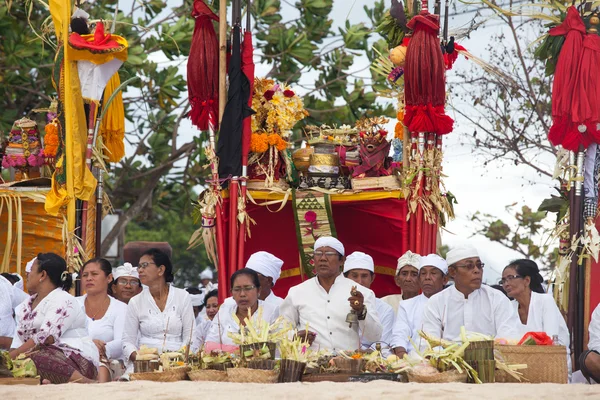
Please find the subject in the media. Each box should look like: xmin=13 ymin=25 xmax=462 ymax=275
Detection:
xmin=237 ymin=6 xmax=255 ymax=270
xmin=403 ymin=2 xmax=453 ymax=136
xmin=547 ymin=6 xmax=586 ymax=150
xmin=188 ymin=0 xmax=219 ymax=131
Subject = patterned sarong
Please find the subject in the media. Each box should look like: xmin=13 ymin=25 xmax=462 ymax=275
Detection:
xmin=30 ymin=344 xmax=97 ymax=384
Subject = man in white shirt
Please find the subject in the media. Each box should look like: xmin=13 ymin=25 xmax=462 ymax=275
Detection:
xmin=343 ymin=251 xmax=395 ymax=353
xmin=580 ymin=303 xmax=600 ymax=383
xmin=381 ymin=250 xmax=421 ymax=314
xmin=223 ymin=251 xmax=285 ymax=308
xmin=421 ymin=244 xmax=520 ymax=343
xmin=279 ymin=237 xmax=382 ymax=353
xmin=200 ymin=268 xmax=214 ymax=288
xmin=392 ymin=254 xmax=448 ymax=358
xmin=0 ymin=274 xmax=28 ymax=349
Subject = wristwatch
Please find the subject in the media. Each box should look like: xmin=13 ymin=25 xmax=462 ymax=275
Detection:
xmin=357 ymin=305 xmax=367 ymax=321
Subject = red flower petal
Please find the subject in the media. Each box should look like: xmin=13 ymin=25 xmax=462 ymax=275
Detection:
xmin=283 ymin=90 xmax=295 ymax=98
xmin=264 ymin=90 xmax=275 ymax=101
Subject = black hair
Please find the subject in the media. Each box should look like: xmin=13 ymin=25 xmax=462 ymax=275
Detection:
xmin=490 ymin=284 xmax=511 ymax=299
xmin=505 ymin=259 xmax=545 ymax=294
xmin=204 ymin=289 xmax=219 ymax=307
xmin=1 ymin=273 xmax=20 ymax=285
xmin=186 ymin=287 xmax=203 ymax=295
xmin=81 ymin=258 xmax=113 ymax=277
xmin=141 ymin=248 xmax=174 ymax=283
xmin=36 ymin=252 xmax=72 ymax=291
xmin=230 ymin=268 xmax=261 ymax=290
xmin=81 ymin=258 xmax=114 ymax=295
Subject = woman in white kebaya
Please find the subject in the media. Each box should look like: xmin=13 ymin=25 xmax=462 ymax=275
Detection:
xmin=205 ymin=269 xmax=278 ymax=350
xmin=501 ymin=259 xmax=570 ymax=376
xmin=77 ymin=258 xmax=128 ymax=382
xmin=122 ymin=249 xmax=196 ymax=363
xmin=9 ymin=253 xmax=99 ymax=384
xmin=193 ymin=289 xmax=218 ymax=350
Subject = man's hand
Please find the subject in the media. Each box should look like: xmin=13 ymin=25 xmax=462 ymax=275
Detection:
xmin=393 ymin=346 xmax=407 ymax=359
xmin=348 ymin=288 xmax=365 ymax=313
xmin=296 ymin=330 xmax=317 ymax=346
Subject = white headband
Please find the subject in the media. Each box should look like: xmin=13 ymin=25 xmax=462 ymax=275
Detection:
xmin=314 ymin=236 xmax=345 ymax=256
xmin=245 ymin=252 xmax=284 ymax=284
xmin=343 ymin=251 xmax=374 ymax=273
xmin=112 ymin=262 xmax=140 ymax=280
xmin=419 ymin=254 xmax=448 ymax=275
xmin=396 ymin=250 xmax=421 ymax=274
xmin=446 ymin=245 xmax=480 ymax=266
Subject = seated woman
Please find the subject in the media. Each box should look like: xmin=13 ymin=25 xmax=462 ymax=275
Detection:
xmin=501 ymin=259 xmax=571 ymax=374
xmin=205 ymin=269 xmax=278 ymax=350
xmin=193 ymin=289 xmax=218 ymax=350
xmin=9 ymin=253 xmax=99 ymax=384
xmin=581 ymin=303 xmax=600 ymax=383
xmin=111 ymin=263 xmax=142 ymax=304
xmin=77 ymin=258 xmax=128 ymax=382
xmin=122 ymin=249 xmax=196 ymax=365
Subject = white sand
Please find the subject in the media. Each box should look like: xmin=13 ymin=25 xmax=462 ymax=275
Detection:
xmin=1 ymin=381 xmax=599 ymax=400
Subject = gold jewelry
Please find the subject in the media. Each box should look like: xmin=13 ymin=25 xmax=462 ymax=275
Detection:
xmin=353 ymin=300 xmax=359 ymax=306
xmin=86 ymin=296 xmax=110 ymax=321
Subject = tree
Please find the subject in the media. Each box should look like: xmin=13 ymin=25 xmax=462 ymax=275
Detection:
xmin=1 ymin=0 xmax=396 ymax=281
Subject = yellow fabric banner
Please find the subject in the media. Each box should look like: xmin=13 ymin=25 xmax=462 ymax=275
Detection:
xmin=45 ymin=0 xmax=97 ymax=231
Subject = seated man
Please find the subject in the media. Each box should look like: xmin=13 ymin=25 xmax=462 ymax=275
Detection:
xmin=343 ymin=252 xmax=395 ymax=353
xmin=111 ymin=263 xmax=143 ymax=304
xmin=280 ymin=237 xmax=382 ymax=353
xmin=580 ymin=303 xmax=600 ymax=383
xmin=381 ymin=250 xmax=421 ymax=314
xmin=392 ymin=254 xmax=448 ymax=358
xmin=224 ymin=251 xmax=285 ymax=307
xmin=422 ymin=245 xmax=519 ymax=342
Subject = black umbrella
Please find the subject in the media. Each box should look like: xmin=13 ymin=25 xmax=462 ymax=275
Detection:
xmin=217 ymin=23 xmax=254 ymax=180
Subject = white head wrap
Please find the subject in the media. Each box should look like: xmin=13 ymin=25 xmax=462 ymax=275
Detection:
xmin=112 ymin=262 xmax=140 ymax=280
xmin=190 ymin=293 xmax=205 ymax=307
xmin=25 ymin=257 xmax=37 ymax=273
xmin=419 ymin=254 xmax=448 ymax=275
xmin=200 ymin=268 xmax=214 ymax=280
xmin=396 ymin=250 xmax=421 ymax=274
xmin=314 ymin=236 xmax=345 ymax=256
xmin=343 ymin=251 xmax=374 ymax=273
xmin=245 ymin=251 xmax=284 ymax=284
xmin=14 ymin=274 xmax=24 ymax=291
xmin=446 ymin=244 xmax=480 ymax=267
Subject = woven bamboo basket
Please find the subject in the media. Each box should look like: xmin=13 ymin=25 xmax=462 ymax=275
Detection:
xmin=407 ymin=369 xmax=467 ymax=383
xmin=332 ymin=358 xmax=365 ymax=374
xmin=246 ymin=359 xmax=278 ymax=370
xmin=279 ymin=359 xmax=306 ymax=382
xmin=129 ymin=367 xmax=191 ymax=382
xmin=226 ymin=368 xmax=279 ymax=383
xmin=495 ymin=345 xmax=568 ymax=384
xmin=240 ymin=342 xmax=277 ymax=361
xmin=187 ymin=369 xmax=228 ymax=382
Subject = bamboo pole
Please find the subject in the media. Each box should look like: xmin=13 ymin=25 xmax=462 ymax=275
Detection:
xmin=219 ymin=0 xmax=227 ymax=124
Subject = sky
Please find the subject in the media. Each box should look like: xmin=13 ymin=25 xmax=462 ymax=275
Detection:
xmin=122 ymin=0 xmax=558 ymax=284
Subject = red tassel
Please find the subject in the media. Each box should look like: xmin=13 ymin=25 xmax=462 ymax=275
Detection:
xmin=404 ymin=12 xmax=453 ymax=135
xmin=549 ymin=7 xmax=586 ymax=120
xmin=188 ymin=0 xmax=219 ymax=131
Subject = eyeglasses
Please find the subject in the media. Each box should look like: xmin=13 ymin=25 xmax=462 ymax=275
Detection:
xmin=499 ymin=275 xmax=523 ymax=286
xmin=314 ymin=251 xmax=339 ymax=259
xmin=231 ymin=285 xmax=256 ymax=294
xmin=454 ymin=262 xmax=485 ymax=271
xmin=137 ymin=262 xmax=156 ymax=270
xmin=116 ymin=279 xmax=141 ymax=287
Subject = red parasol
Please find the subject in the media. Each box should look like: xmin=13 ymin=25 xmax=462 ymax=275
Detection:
xmin=547 ymin=6 xmax=587 ymax=150
xmin=188 ymin=0 xmax=219 ymax=131
xmin=403 ymin=3 xmax=453 ymax=136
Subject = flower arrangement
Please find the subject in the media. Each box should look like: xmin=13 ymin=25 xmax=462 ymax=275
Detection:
xmin=250 ymin=133 xmax=288 ymax=153
xmin=43 ymin=118 xmax=60 ymax=158
xmin=252 ymin=78 xmax=308 ymax=137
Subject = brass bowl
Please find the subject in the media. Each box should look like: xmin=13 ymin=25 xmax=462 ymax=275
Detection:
xmin=292 ymin=148 xmax=314 ymax=172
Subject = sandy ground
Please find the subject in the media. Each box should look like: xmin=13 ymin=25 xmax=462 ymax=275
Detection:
xmin=1 ymin=381 xmax=600 ymax=399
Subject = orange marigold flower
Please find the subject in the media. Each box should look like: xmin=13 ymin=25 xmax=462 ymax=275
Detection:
xmin=394 ymin=122 xmax=404 ymax=139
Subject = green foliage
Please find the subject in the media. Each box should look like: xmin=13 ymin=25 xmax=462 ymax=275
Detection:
xmin=471 ymin=204 xmax=556 ymax=270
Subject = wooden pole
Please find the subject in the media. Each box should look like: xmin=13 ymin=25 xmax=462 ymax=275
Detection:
xmin=219 ymin=0 xmax=227 ymax=124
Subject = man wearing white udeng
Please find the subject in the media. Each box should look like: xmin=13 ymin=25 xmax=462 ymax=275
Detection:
xmin=279 ymin=237 xmax=382 ymax=353
xmin=421 ymin=245 xmax=519 ymax=342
